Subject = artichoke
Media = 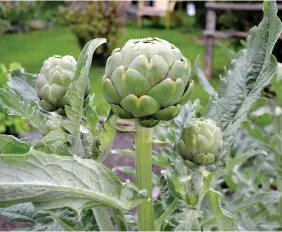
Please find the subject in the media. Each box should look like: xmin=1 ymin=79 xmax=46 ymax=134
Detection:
xmin=36 ymin=55 xmax=90 ymax=113
xmin=176 ymin=118 xmax=224 ymax=166
xmin=102 ymin=37 xmax=194 ymax=127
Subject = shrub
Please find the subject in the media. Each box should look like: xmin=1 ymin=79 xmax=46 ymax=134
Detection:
xmin=60 ymin=1 xmax=126 ymax=58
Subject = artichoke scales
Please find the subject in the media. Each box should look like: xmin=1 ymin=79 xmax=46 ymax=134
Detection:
xmin=102 ymin=38 xmax=194 ymax=127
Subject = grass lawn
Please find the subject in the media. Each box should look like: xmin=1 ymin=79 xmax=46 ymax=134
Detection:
xmin=0 ymin=23 xmax=231 ymax=115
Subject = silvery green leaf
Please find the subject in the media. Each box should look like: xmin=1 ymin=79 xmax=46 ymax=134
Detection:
xmin=0 ymin=203 xmax=36 ymax=223
xmin=0 ymin=203 xmax=76 ymax=231
xmin=40 ymin=130 xmax=72 ymax=156
xmin=174 ymin=209 xmax=202 ymax=231
xmin=0 ymin=88 xmax=48 ymax=134
xmin=0 ymin=150 xmax=147 ymax=213
xmin=271 ymin=70 xmax=282 ymax=104
xmin=84 ymin=94 xmax=101 ymax=136
xmin=224 ymin=150 xmax=267 ymax=191
xmin=8 ymin=68 xmax=38 ymax=101
xmin=0 ymin=135 xmax=30 ymax=154
xmin=196 ymin=170 xmax=226 ymax=209
xmin=99 ymin=115 xmax=117 ymax=160
xmin=63 ymin=38 xmax=106 ymax=156
xmin=208 ymin=189 xmax=237 ymax=231
xmin=230 ymin=192 xmax=282 ymax=214
xmin=154 ymin=171 xmax=184 ymax=231
xmin=161 ymin=170 xmax=185 ymax=200
xmin=207 ymin=1 xmax=282 ymax=151
xmin=194 ymin=56 xmax=218 ymax=100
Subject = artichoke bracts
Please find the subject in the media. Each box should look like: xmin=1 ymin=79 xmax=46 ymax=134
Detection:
xmin=102 ymin=38 xmax=194 ymax=127
xmin=36 ymin=55 xmax=90 ymax=113
xmin=176 ymin=118 xmax=225 ymax=166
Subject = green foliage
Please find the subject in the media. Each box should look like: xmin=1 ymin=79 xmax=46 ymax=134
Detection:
xmin=59 ymin=1 xmax=125 ymax=57
xmin=0 ymin=203 xmax=99 ymax=231
xmin=0 ymin=1 xmax=62 ymax=34
xmin=206 ymin=1 xmax=282 ymax=151
xmin=0 ymin=63 xmax=29 ymax=135
xmin=0 ymin=150 xmax=146 ymax=212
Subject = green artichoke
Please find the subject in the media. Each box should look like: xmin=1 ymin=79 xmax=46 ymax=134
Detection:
xmin=36 ymin=55 xmax=90 ymax=113
xmin=176 ymin=118 xmax=224 ymax=166
xmin=102 ymin=37 xmax=194 ymax=127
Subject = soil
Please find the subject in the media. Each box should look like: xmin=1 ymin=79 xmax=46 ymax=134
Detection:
xmin=0 ymin=131 xmax=163 ymax=231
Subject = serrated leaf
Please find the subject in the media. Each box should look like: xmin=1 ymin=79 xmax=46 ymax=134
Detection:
xmin=0 ymin=135 xmax=30 ymax=154
xmin=0 ymin=150 xmax=147 ymax=213
xmin=0 ymin=88 xmax=48 ymax=134
xmin=208 ymin=189 xmax=237 ymax=231
xmin=84 ymin=94 xmax=100 ymax=136
xmin=224 ymin=150 xmax=267 ymax=191
xmin=0 ymin=203 xmax=76 ymax=231
xmin=153 ymin=171 xmax=184 ymax=231
xmin=197 ymin=170 xmax=226 ymax=209
xmin=161 ymin=170 xmax=185 ymax=200
xmin=272 ymin=69 xmax=282 ymax=104
xmin=100 ymin=115 xmax=117 ymax=159
xmin=64 ymin=38 xmax=106 ymax=156
xmin=8 ymin=68 xmax=38 ymax=101
xmin=207 ymin=1 xmax=282 ymax=151
xmin=194 ymin=56 xmax=218 ymax=100
xmin=231 ymin=192 xmax=282 ymax=213
xmin=174 ymin=209 xmax=202 ymax=231
xmin=0 ymin=203 xmax=37 ymax=223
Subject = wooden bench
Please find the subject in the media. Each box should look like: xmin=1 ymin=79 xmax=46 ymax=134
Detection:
xmin=126 ymin=0 xmax=177 ymax=29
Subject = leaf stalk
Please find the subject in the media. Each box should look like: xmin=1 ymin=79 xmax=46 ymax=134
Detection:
xmin=135 ymin=121 xmax=155 ymax=231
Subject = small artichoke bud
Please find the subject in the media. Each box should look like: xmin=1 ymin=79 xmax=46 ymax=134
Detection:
xmin=102 ymin=37 xmax=194 ymax=128
xmin=36 ymin=55 xmax=90 ymax=113
xmin=176 ymin=118 xmax=224 ymax=166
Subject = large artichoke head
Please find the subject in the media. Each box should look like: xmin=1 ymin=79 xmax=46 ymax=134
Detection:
xmin=176 ymin=118 xmax=225 ymax=167
xmin=102 ymin=37 xmax=194 ymax=127
xmin=36 ymin=55 xmax=90 ymax=113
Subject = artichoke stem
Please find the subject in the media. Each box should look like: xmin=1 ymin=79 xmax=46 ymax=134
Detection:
xmin=135 ymin=120 xmax=155 ymax=231
xmin=194 ymin=167 xmax=205 ymax=199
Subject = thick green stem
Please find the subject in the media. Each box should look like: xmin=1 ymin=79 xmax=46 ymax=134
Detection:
xmin=135 ymin=121 xmax=154 ymax=231
xmin=92 ymin=207 xmax=114 ymax=231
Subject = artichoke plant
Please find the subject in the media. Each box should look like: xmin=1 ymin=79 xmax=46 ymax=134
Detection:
xmin=36 ymin=55 xmax=90 ymax=113
xmin=176 ymin=118 xmax=225 ymax=166
xmin=102 ymin=37 xmax=194 ymax=127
